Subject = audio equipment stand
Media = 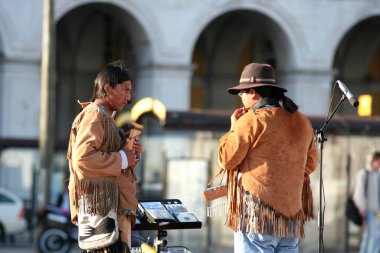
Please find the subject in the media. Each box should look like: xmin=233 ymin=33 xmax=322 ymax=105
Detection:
xmin=316 ymin=94 xmax=346 ymax=253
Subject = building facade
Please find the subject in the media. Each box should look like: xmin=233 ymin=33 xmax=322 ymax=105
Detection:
xmin=1 ymin=0 xmax=380 ymax=252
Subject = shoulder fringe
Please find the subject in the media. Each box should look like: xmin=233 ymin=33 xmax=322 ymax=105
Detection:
xmin=67 ymin=103 xmax=121 ymax=159
xmin=102 ymin=111 xmax=121 ymax=152
xmin=225 ymin=169 xmax=307 ymax=238
xmin=74 ymin=177 xmax=119 ymax=215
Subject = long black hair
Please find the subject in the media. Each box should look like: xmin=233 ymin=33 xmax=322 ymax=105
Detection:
xmin=91 ymin=61 xmax=132 ymax=101
xmin=253 ymin=86 xmax=299 ymax=113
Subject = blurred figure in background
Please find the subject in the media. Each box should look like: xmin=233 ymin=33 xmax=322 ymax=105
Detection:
xmin=56 ymin=180 xmax=70 ymax=217
xmin=353 ymin=151 xmax=380 ymax=253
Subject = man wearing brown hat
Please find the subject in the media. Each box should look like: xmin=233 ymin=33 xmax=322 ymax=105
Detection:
xmin=218 ymin=63 xmax=318 ymax=252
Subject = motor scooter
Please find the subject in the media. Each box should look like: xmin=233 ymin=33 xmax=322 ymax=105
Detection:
xmin=35 ymin=204 xmax=77 ymax=253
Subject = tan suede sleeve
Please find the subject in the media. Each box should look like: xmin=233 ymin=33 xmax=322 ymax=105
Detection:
xmin=72 ymin=108 xmax=122 ymax=179
xmin=218 ymin=113 xmax=254 ymax=170
xmin=305 ymin=136 xmax=318 ymax=175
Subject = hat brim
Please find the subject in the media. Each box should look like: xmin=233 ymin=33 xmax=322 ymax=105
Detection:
xmin=227 ymin=83 xmax=287 ymax=95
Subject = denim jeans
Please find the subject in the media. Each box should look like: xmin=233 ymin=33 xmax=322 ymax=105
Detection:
xmin=234 ymin=231 xmax=299 ymax=253
xmin=359 ymin=211 xmax=380 ymax=253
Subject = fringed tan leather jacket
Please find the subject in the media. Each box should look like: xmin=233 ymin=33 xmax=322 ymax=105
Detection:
xmin=67 ymin=102 xmax=137 ymax=225
xmin=218 ymin=107 xmax=318 ymax=237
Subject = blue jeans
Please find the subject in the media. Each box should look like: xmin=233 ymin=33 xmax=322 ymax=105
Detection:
xmin=359 ymin=212 xmax=380 ymax=253
xmin=234 ymin=231 xmax=299 ymax=253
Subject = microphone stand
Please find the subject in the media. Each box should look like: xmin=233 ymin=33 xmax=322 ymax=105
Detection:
xmin=316 ymin=94 xmax=347 ymax=253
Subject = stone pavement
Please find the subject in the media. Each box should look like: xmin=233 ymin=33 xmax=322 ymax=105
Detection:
xmin=0 ymin=230 xmax=81 ymax=253
xmin=0 ymin=243 xmax=82 ymax=253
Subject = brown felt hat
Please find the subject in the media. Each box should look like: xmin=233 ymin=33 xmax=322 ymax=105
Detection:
xmin=227 ymin=63 xmax=287 ymax=95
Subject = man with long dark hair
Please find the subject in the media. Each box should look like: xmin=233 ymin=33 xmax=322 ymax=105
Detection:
xmin=218 ymin=63 xmax=318 ymax=252
xmin=67 ymin=61 xmax=142 ymax=252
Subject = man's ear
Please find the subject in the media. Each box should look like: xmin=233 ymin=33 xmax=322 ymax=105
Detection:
xmin=250 ymin=89 xmax=259 ymax=100
xmin=104 ymin=83 xmax=112 ymax=94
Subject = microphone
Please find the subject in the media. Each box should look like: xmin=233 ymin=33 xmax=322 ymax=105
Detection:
xmin=336 ymin=80 xmax=359 ymax=107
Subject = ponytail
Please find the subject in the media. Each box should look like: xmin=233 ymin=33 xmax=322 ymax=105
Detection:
xmin=253 ymin=86 xmax=299 ymax=113
xmin=279 ymin=96 xmax=298 ymax=113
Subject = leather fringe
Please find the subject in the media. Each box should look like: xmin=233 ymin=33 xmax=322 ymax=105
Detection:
xmin=225 ymin=169 xmax=307 ymax=238
xmin=226 ymin=169 xmax=240 ymax=230
xmin=206 ymin=198 xmax=228 ymax=217
xmin=76 ymin=177 xmax=119 ymax=216
xmin=245 ymin=195 xmax=305 ymax=238
xmin=302 ymin=173 xmax=314 ymax=220
xmin=101 ymin=107 xmax=122 ymax=152
xmin=67 ymin=103 xmax=122 ymax=160
xmin=68 ymin=103 xmax=123 ymax=216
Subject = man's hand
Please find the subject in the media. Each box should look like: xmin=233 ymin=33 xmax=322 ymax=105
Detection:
xmin=133 ymin=138 xmax=143 ymax=158
xmin=230 ymin=108 xmax=248 ymax=130
xmin=121 ymin=138 xmax=143 ymax=168
xmin=121 ymin=148 xmax=138 ymax=169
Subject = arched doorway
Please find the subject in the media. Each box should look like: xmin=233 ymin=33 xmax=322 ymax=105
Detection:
xmin=191 ymin=10 xmax=292 ymax=110
xmin=56 ymin=3 xmax=151 ymax=141
xmin=334 ymin=16 xmax=380 ymax=115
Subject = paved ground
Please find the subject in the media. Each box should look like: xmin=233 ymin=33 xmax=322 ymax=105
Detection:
xmin=0 ymin=243 xmax=82 ymax=253
xmin=0 ymin=231 xmax=81 ymax=253
xmin=0 ymin=246 xmax=82 ymax=253
xmin=0 ymin=231 xmax=361 ymax=253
